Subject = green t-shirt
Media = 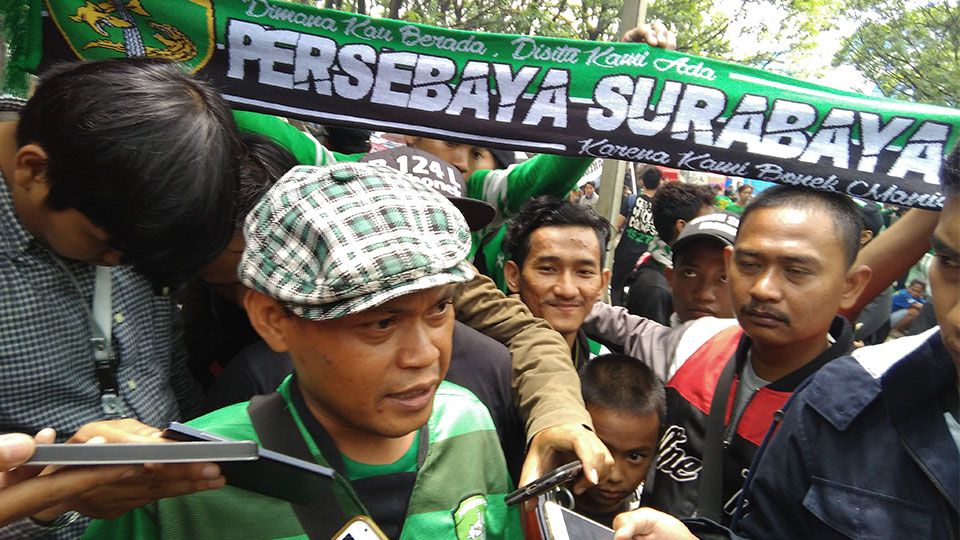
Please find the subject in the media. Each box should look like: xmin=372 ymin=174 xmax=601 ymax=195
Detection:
xmin=341 ymin=430 xmax=419 ymax=481
xmin=84 ymin=378 xmax=521 ymax=540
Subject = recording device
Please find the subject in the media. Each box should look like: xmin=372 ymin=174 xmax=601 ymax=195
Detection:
xmin=504 ymin=461 xmax=583 ymax=506
xmin=538 ymin=499 xmax=614 ymax=540
xmin=162 ymin=422 xmax=335 ymax=504
xmin=333 ymin=515 xmax=389 ymax=540
xmin=25 ymin=441 xmax=258 ymax=466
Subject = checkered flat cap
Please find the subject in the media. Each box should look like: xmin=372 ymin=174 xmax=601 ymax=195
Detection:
xmin=239 ymin=163 xmax=475 ymax=320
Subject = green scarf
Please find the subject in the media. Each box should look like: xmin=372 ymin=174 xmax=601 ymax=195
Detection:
xmin=6 ymin=0 xmax=959 ymax=209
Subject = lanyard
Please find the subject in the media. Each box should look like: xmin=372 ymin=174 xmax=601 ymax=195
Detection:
xmin=91 ymin=266 xmax=123 ymax=417
xmin=51 ymin=259 xmax=124 ymax=417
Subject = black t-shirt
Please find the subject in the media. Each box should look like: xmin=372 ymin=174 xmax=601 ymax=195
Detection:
xmin=202 ymin=321 xmax=526 ymax=482
xmin=611 ymin=194 xmax=655 ymax=305
xmin=623 ymin=259 xmax=672 ymax=326
xmin=179 ymin=280 xmax=261 ymax=390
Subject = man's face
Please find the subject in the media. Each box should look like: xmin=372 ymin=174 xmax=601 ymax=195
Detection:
xmin=907 ymin=282 xmax=926 ymax=298
xmin=278 ymin=285 xmax=456 ymax=439
xmin=20 ymin=205 xmax=123 ymax=266
xmin=406 ymin=137 xmax=493 ymax=177
xmin=9 ymin=147 xmax=123 ymax=266
xmin=726 ymin=206 xmax=855 ymax=351
xmin=198 ymin=233 xmax=246 ymax=305
xmin=468 ymin=147 xmax=498 ymax=174
xmin=583 ymin=183 xmax=596 ymax=197
xmin=930 ymin=195 xmax=960 ymax=362
xmin=739 ymin=186 xmax=753 ymax=203
xmin=505 ymin=225 xmax=610 ymax=339
xmin=575 ymin=405 xmax=659 ymax=514
xmin=668 ymin=239 xmax=732 ymax=322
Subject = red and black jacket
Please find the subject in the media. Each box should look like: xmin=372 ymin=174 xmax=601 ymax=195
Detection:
xmin=646 ymin=316 xmax=853 ymax=525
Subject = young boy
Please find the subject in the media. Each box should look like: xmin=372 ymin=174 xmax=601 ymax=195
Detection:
xmin=573 ymin=354 xmax=665 ymax=527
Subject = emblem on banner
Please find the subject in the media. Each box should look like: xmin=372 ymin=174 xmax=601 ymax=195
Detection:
xmin=45 ymin=0 xmax=214 ymax=71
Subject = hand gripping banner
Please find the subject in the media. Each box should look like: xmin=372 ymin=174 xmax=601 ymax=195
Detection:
xmin=4 ymin=0 xmax=959 ymax=208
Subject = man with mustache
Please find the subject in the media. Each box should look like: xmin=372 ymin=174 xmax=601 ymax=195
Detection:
xmin=583 ymin=186 xmax=871 ymax=524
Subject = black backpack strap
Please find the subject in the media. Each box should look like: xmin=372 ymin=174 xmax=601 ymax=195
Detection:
xmin=695 ymin=355 xmax=738 ymax=522
xmin=728 ymin=376 xmax=812 ymax=532
xmin=248 ymin=393 xmax=352 ymax=539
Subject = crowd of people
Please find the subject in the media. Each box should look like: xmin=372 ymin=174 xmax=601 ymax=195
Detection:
xmin=0 ymin=19 xmax=956 ymax=540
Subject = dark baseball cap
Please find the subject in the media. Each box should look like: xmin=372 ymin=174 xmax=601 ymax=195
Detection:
xmin=672 ymin=212 xmax=740 ymax=260
xmin=361 ymin=147 xmax=495 ymax=231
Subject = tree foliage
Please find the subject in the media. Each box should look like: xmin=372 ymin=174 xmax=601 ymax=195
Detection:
xmin=834 ymin=0 xmax=959 ymax=107
xmin=285 ymin=0 xmax=845 ymax=69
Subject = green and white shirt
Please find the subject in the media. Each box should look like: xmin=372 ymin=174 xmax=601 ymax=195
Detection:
xmin=84 ymin=377 xmax=522 ymax=539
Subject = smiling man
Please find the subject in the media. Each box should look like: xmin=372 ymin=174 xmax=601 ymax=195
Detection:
xmin=502 ymin=195 xmax=612 ymax=368
xmin=87 ymin=163 xmax=521 ymax=539
xmin=583 ymin=185 xmax=871 ymax=524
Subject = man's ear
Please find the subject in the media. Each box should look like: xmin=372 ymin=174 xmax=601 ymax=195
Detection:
xmin=503 ymin=260 xmax=521 ymax=294
xmin=598 ymin=268 xmax=612 ymax=301
xmin=839 ymin=264 xmax=872 ymax=311
xmin=859 ymin=229 xmax=874 ymax=247
xmin=673 ymin=219 xmax=687 ymax=243
xmin=664 ymin=265 xmax=674 ymax=287
xmin=12 ymin=144 xmax=49 ymax=197
xmin=244 ymin=291 xmax=294 ymax=353
xmin=723 ymin=245 xmax=735 ymax=272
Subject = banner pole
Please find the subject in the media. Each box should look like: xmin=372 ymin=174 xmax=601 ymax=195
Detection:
xmin=600 ymin=0 xmax=647 ymax=299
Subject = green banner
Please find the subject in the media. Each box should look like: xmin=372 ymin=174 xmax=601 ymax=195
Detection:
xmin=5 ymin=0 xmax=959 ymax=208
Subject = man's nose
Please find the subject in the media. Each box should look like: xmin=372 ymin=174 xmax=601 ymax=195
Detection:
xmin=553 ymin=272 xmax=579 ymax=298
xmin=397 ymin=322 xmax=442 ymax=369
xmin=749 ymin=268 xmax=782 ymax=303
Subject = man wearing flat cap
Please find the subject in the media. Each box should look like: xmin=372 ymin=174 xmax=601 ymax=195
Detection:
xmin=87 ymin=163 xmax=523 ymax=539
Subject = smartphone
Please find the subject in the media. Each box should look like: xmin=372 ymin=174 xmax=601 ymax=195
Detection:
xmin=25 ymin=441 xmax=258 ymax=466
xmin=333 ymin=515 xmax=389 ymax=540
xmin=539 ymin=500 xmax=614 ymax=540
xmin=162 ymin=422 xmax=335 ymax=505
xmin=504 ymin=461 xmax=583 ymax=506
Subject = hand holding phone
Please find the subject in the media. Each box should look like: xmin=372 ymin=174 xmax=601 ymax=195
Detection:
xmin=505 ymin=461 xmax=583 ymax=506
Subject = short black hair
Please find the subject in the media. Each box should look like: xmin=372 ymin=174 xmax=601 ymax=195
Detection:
xmin=322 ymin=125 xmax=372 ymax=154
xmin=503 ymin=195 xmax=611 ymax=267
xmin=739 ymin=186 xmax=862 ymax=268
xmin=582 ymin=181 xmax=596 ymax=189
xmin=856 ymin=201 xmax=884 ymax=238
xmin=738 ymin=184 xmax=753 ymax=193
xmin=17 ymin=58 xmax=242 ymax=287
xmin=641 ymin=167 xmax=662 ymax=190
xmin=908 ymin=278 xmax=926 ymax=290
xmin=236 ymin=134 xmax=299 ymax=230
xmin=581 ymin=354 xmax=666 ymax=423
xmin=652 ymin=183 xmax=715 ymax=244
xmin=943 ymin=143 xmax=959 ymax=196
xmin=487 ymin=147 xmax=517 ymax=170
